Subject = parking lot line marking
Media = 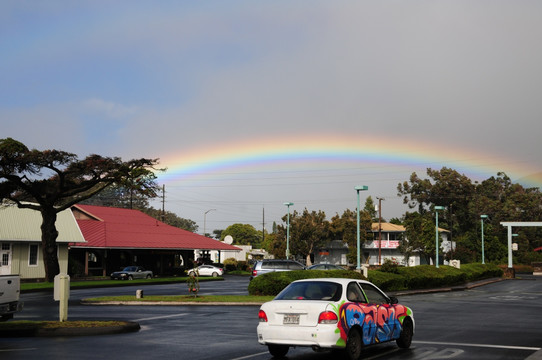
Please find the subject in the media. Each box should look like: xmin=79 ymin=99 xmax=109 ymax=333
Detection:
xmin=415 ymin=340 xmax=541 ymax=351
xmin=0 ymin=348 xmax=37 ymax=352
xmin=135 ymin=313 xmax=189 ymax=322
xmin=229 ymin=351 xmax=269 ymax=360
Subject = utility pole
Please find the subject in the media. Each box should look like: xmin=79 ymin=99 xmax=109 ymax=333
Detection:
xmin=161 ymin=184 xmax=165 ymax=222
xmin=262 ymin=207 xmax=265 ymax=245
xmin=377 ymin=197 xmax=385 ymax=265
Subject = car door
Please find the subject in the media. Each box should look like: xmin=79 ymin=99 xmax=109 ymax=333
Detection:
xmin=344 ymin=282 xmax=378 ymax=345
xmin=358 ymin=282 xmax=399 ymax=342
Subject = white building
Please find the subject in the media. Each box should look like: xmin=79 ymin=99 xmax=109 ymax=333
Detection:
xmin=315 ymin=222 xmax=452 ymax=267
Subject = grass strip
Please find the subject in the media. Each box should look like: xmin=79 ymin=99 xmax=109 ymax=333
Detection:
xmin=83 ymin=295 xmax=274 ymax=303
xmin=21 ymin=276 xmax=223 ymax=291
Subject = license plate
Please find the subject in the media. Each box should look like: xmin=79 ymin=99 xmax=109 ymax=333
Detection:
xmin=283 ymin=314 xmax=300 ymax=325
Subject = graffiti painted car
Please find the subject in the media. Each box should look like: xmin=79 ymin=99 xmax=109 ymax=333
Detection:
xmin=257 ymin=278 xmax=414 ymax=359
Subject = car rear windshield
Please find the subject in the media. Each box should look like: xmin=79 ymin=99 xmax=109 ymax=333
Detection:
xmin=275 ymin=281 xmax=342 ymax=301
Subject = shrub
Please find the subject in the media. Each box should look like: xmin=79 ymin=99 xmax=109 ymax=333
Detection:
xmin=223 ymin=258 xmax=238 ymax=272
xmin=237 ymin=261 xmax=249 ymax=272
xmin=368 ymin=271 xmax=406 ymax=291
xmin=396 ymin=265 xmax=466 ymax=289
xmin=380 ymin=258 xmax=400 ymax=274
xmin=463 ymin=263 xmax=503 ymax=280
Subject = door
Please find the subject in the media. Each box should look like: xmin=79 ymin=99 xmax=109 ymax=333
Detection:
xmin=0 ymin=243 xmax=12 ymax=275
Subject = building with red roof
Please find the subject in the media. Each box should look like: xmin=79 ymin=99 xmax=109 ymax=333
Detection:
xmin=69 ymin=205 xmax=240 ymax=277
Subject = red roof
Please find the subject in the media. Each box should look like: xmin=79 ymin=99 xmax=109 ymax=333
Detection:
xmin=71 ymin=205 xmax=240 ymax=251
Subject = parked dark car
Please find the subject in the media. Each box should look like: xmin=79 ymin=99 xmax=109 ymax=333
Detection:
xmin=250 ymin=259 xmax=305 ymax=280
xmin=110 ymin=266 xmax=153 ymax=280
xmin=307 ymin=264 xmax=345 ymax=270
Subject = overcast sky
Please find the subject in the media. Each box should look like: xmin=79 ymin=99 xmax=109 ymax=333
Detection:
xmin=2 ymin=1 xmax=541 ymax=236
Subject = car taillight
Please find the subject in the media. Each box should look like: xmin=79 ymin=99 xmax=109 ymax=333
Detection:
xmin=258 ymin=310 xmax=268 ymax=322
xmin=318 ymin=311 xmax=338 ymax=324
xmin=252 ymin=269 xmax=258 ymax=276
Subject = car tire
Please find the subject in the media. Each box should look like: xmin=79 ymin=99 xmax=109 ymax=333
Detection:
xmin=146 ymin=274 xmax=152 ymax=279
xmin=268 ymin=344 xmax=289 ymax=358
xmin=188 ymin=271 xmax=195 ymax=277
xmin=396 ymin=318 xmax=413 ymax=349
xmin=345 ymin=328 xmax=363 ymax=360
xmin=127 ymin=275 xmax=133 ymax=280
xmin=212 ymin=272 xmax=218 ymax=277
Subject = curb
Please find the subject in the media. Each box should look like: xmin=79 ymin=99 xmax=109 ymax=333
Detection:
xmin=0 ymin=321 xmax=140 ymax=338
xmin=82 ymin=300 xmax=265 ymax=306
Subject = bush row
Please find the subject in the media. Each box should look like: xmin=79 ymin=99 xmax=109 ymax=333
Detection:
xmin=247 ymin=270 xmax=365 ymax=296
xmin=247 ymin=263 xmax=503 ymax=296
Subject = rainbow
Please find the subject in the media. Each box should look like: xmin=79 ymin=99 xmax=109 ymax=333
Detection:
xmin=157 ymin=134 xmax=542 ymax=188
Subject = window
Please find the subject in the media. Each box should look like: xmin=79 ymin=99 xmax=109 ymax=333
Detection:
xmin=359 ymin=283 xmax=389 ymax=305
xmin=1 ymin=243 xmax=10 ymax=251
xmin=29 ymin=244 xmax=39 ymax=266
xmin=346 ymin=282 xmax=365 ymax=302
xmin=1 ymin=254 xmax=8 ymax=266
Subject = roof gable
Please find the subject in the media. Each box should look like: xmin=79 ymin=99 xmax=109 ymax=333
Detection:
xmin=0 ymin=204 xmax=85 ymax=243
xmin=71 ymin=205 xmax=240 ymax=251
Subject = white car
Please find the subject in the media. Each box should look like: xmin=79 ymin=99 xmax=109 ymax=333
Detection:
xmin=187 ymin=264 xmax=224 ymax=277
xmin=257 ymin=278 xmax=414 ymax=359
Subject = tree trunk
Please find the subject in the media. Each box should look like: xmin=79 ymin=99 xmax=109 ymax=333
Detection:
xmin=305 ymin=253 xmax=312 ymax=267
xmin=40 ymin=209 xmax=60 ymax=282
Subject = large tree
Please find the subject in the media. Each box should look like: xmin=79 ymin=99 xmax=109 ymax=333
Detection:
xmin=330 ymin=208 xmax=372 ymax=265
xmin=221 ymin=223 xmax=261 ymax=246
xmin=400 ymin=211 xmax=438 ymax=265
xmin=279 ymin=209 xmax=331 ymax=265
xmin=0 ymin=138 xmax=162 ymax=281
xmin=398 ymin=168 xmax=542 ymax=264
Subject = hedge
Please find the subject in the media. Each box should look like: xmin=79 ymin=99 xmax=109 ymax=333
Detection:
xmin=247 ymin=263 xmax=503 ymax=296
xmin=248 ymin=270 xmax=365 ymax=296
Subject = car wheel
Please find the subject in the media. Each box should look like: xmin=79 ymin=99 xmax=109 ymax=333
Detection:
xmin=345 ymin=328 xmax=363 ymax=360
xmin=188 ymin=271 xmax=195 ymax=277
xmin=128 ymin=275 xmax=133 ymax=280
xmin=268 ymin=344 xmax=289 ymax=358
xmin=146 ymin=274 xmax=152 ymax=279
xmin=396 ymin=318 xmax=413 ymax=349
xmin=212 ymin=272 xmax=218 ymax=277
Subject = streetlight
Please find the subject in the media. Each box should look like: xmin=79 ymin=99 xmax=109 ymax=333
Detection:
xmin=480 ymin=215 xmax=488 ymax=264
xmin=283 ymin=202 xmax=294 ymax=259
xmin=203 ymin=209 xmax=216 ymax=237
xmin=355 ymin=185 xmax=369 ymax=270
xmin=434 ymin=206 xmax=445 ymax=268
xmin=376 ymin=197 xmax=385 ymax=265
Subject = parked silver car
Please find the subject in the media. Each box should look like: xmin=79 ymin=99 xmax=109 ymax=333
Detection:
xmin=110 ymin=266 xmax=153 ymax=280
xmin=250 ymin=259 xmax=305 ymax=280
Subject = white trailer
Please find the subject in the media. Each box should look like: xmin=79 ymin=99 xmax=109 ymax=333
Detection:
xmin=0 ymin=275 xmax=24 ymax=321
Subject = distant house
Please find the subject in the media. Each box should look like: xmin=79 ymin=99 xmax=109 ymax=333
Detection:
xmin=0 ymin=204 xmax=85 ymax=279
xmin=70 ymin=205 xmax=241 ymax=277
xmin=314 ymin=222 xmax=452 ymax=267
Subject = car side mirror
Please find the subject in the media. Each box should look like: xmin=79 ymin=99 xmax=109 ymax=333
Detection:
xmin=389 ymin=296 xmax=398 ymax=305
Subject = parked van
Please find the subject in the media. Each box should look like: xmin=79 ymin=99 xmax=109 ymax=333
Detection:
xmin=250 ymin=259 xmax=305 ymax=280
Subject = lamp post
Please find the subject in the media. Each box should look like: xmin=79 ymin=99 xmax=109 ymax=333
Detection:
xmin=355 ymin=185 xmax=369 ymax=270
xmin=480 ymin=215 xmax=488 ymax=264
xmin=283 ymin=202 xmax=294 ymax=259
xmin=434 ymin=206 xmax=445 ymax=268
xmin=203 ymin=209 xmax=216 ymax=237
xmin=376 ymin=197 xmax=385 ymax=265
